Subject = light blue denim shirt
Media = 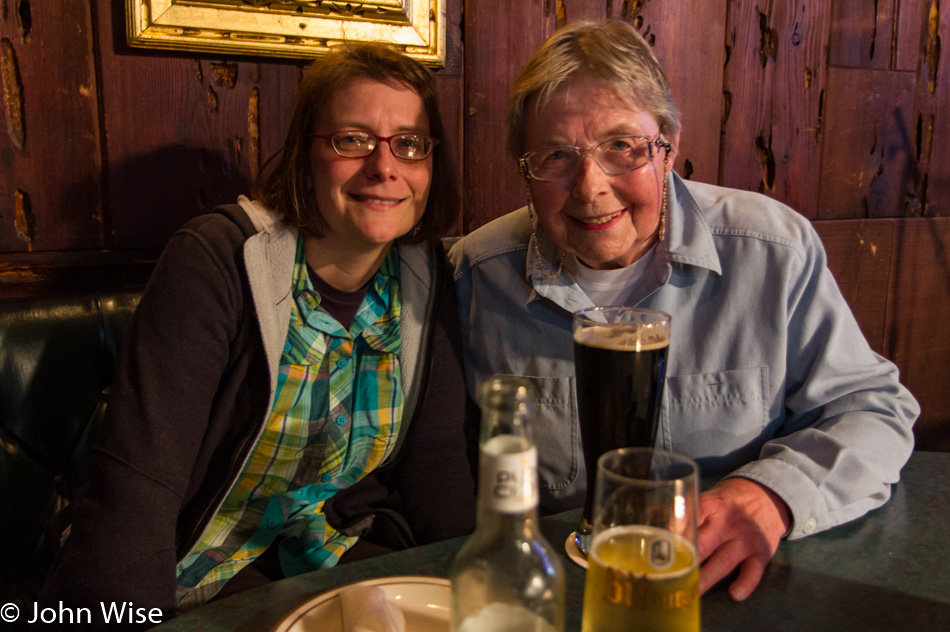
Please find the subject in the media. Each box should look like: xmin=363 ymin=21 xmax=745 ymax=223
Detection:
xmin=449 ymin=172 xmax=919 ymax=539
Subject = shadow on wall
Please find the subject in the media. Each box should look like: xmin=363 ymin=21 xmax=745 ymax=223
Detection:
xmin=102 ymin=144 xmax=253 ymax=252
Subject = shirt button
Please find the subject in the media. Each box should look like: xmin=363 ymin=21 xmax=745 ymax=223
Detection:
xmin=321 ymin=473 xmax=332 ymax=483
xmin=283 ymin=341 xmax=292 ymax=352
xmin=802 ymin=518 xmax=817 ymax=534
xmin=336 ymin=414 xmax=347 ymax=426
xmin=266 ymin=518 xmax=281 ymax=529
xmin=376 ymin=274 xmax=385 ymax=285
xmin=336 ymin=357 xmax=348 ymax=369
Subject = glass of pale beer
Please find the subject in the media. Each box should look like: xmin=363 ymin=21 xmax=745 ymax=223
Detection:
xmin=572 ymin=307 xmax=671 ymax=557
xmin=582 ymin=448 xmax=700 ymax=632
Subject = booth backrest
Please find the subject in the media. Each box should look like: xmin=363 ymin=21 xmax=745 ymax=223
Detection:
xmin=0 ymin=289 xmax=142 ymax=592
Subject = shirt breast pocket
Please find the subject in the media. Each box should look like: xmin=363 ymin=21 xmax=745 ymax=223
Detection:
xmin=501 ymin=374 xmax=581 ymax=496
xmin=661 ymin=366 xmax=769 ymax=476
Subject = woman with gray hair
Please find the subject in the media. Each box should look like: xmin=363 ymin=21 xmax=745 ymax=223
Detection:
xmin=450 ymin=20 xmax=917 ymax=601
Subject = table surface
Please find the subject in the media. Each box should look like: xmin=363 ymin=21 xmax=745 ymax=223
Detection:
xmin=156 ymin=451 xmax=950 ymax=631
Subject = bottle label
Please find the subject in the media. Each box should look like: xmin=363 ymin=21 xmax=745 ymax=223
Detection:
xmin=478 ymin=436 xmax=538 ymax=513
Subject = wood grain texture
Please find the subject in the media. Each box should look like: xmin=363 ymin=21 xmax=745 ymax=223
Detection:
xmin=0 ymin=2 xmax=103 ymax=253
xmin=770 ymin=1 xmax=829 ymax=219
xmin=558 ymin=0 xmax=606 ymax=23
xmin=96 ymin=0 xmax=301 ymax=250
xmin=0 ymin=38 xmax=25 ymax=152
xmin=884 ymin=217 xmax=950 ymax=451
xmin=814 ymin=219 xmax=894 ymax=353
xmin=435 ymin=71 xmax=464 ymax=234
xmin=914 ymin=0 xmax=949 ymax=218
xmin=433 ymin=0 xmax=463 ymax=221
xmin=895 ymin=0 xmax=931 ymax=72
xmin=818 ymin=67 xmax=917 ymax=219
xmin=720 ymin=1 xmax=830 ymax=219
xmin=829 ymin=0 xmax=895 ymax=70
xmin=461 ymin=0 xmax=559 ymax=232
xmin=829 ymin=0 xmax=929 ymax=72
xmin=431 ymin=0 xmax=463 ymax=231
xmin=637 ymin=0 xmax=725 ymax=185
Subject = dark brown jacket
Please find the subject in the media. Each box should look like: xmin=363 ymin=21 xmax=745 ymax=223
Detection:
xmin=40 ymin=202 xmax=476 ymax=627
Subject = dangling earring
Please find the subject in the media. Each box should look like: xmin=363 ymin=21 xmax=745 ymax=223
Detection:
xmin=525 ymin=178 xmax=566 ymax=279
xmin=658 ymin=155 xmax=670 ymax=243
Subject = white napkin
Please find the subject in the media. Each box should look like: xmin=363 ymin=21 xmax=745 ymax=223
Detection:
xmin=339 ymin=585 xmax=406 ymax=632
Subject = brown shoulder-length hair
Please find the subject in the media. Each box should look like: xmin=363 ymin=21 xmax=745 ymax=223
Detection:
xmin=254 ymin=42 xmax=459 ymax=243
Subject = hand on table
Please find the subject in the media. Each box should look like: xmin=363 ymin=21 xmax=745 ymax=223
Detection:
xmin=696 ymin=477 xmax=791 ymax=601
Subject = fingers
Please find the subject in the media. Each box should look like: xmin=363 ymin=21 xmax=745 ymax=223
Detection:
xmin=728 ymin=554 xmax=769 ymax=601
xmin=696 ymin=515 xmax=718 ymax=562
xmin=699 ymin=541 xmax=769 ymax=601
xmin=696 ymin=496 xmax=725 ymax=562
xmin=696 ymin=479 xmax=787 ymax=600
xmin=698 ymin=538 xmax=744 ymax=595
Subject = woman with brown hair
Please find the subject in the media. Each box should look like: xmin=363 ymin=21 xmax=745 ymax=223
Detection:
xmin=42 ymin=42 xmax=474 ymax=625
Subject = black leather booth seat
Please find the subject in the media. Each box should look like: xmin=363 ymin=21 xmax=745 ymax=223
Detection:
xmin=0 ymin=288 xmax=142 ymax=601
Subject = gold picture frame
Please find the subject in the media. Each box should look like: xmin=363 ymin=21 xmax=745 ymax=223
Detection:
xmin=126 ymin=0 xmax=446 ymax=67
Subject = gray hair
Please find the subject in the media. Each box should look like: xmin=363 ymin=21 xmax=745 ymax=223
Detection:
xmin=506 ymin=20 xmax=681 ymax=160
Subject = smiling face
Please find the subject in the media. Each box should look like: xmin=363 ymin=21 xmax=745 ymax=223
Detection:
xmin=525 ymin=78 xmax=674 ymax=270
xmin=309 ymin=77 xmax=432 ymax=256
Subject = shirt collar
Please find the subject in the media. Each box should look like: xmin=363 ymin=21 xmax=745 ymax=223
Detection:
xmin=525 ymin=215 xmax=595 ymax=313
xmin=289 ymin=236 xmax=400 ymax=346
xmin=665 ymin=171 xmax=723 ymax=275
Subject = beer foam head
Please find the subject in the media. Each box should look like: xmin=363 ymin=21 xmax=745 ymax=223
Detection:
xmin=591 ymin=525 xmax=696 ymax=580
xmin=574 ymin=325 xmax=669 ymax=351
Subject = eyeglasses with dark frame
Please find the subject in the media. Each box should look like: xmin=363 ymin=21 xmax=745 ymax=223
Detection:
xmin=519 ymin=135 xmax=672 ymax=182
xmin=310 ymin=130 xmax=439 ymax=161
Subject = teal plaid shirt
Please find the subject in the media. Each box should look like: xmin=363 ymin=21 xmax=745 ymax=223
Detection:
xmin=175 ymin=237 xmax=404 ymax=609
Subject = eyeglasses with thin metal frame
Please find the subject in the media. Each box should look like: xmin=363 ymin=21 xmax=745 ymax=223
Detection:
xmin=310 ymin=130 xmax=439 ymax=161
xmin=519 ymin=135 xmax=672 ymax=182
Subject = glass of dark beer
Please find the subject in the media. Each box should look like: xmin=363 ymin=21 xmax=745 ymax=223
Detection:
xmin=572 ymin=307 xmax=671 ymax=558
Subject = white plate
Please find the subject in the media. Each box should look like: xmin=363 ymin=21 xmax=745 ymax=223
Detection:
xmin=565 ymin=532 xmax=589 ymax=569
xmin=272 ymin=576 xmax=451 ymax=632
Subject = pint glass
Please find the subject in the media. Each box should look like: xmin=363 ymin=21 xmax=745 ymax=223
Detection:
xmin=573 ymin=307 xmax=670 ymax=557
xmin=581 ymin=448 xmax=700 ymax=632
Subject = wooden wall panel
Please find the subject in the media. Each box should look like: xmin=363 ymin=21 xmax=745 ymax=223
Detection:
xmin=636 ymin=0 xmax=725 ymax=185
xmin=884 ymin=218 xmax=950 ymax=452
xmin=814 ymin=219 xmax=895 ymax=354
xmin=895 ymin=0 xmax=931 ymax=71
xmin=830 ymin=0 xmax=895 ymax=69
xmin=559 ymin=0 xmax=605 ymax=23
xmin=818 ymin=67 xmax=917 ymax=219
xmin=915 ymin=0 xmax=949 ymax=218
xmin=720 ymin=0 xmax=830 ymax=219
xmin=830 ymin=0 xmax=929 ymax=71
xmin=0 ymin=2 xmax=102 ymax=254
xmin=95 ymin=0 xmax=300 ymax=251
xmin=461 ymin=0 xmax=556 ymax=232
xmin=433 ymin=0 xmax=464 ymax=230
